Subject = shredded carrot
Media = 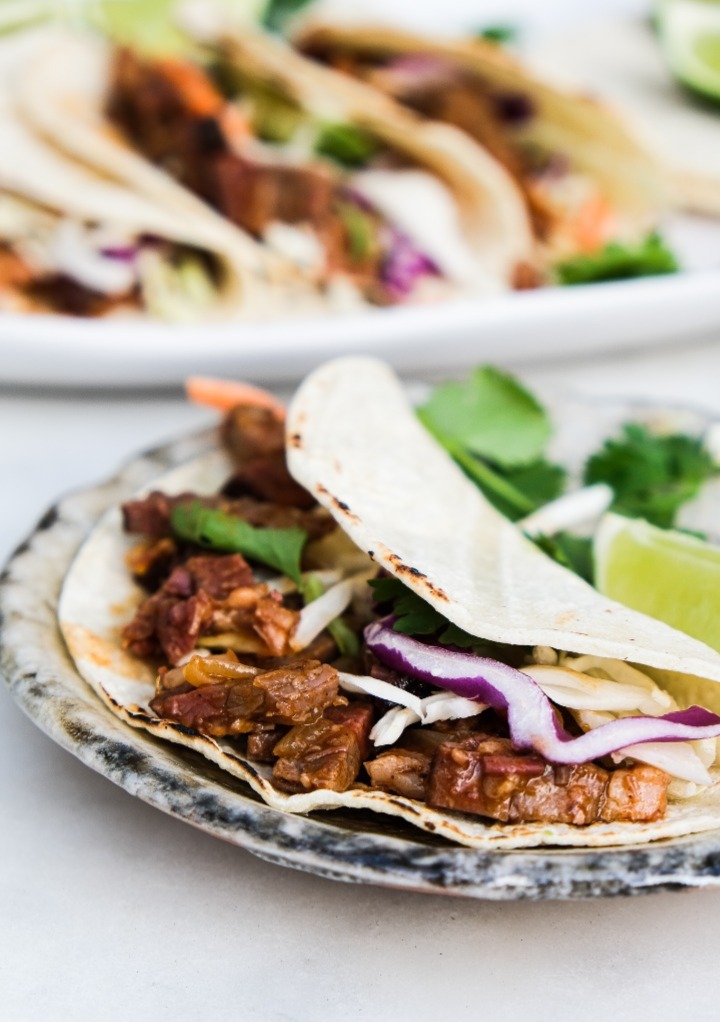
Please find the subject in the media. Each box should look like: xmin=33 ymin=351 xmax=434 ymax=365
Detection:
xmin=220 ymin=105 xmax=252 ymax=146
xmin=572 ymin=193 xmax=614 ymax=253
xmin=155 ymin=58 xmax=225 ymax=117
xmin=185 ymin=377 xmax=286 ymax=419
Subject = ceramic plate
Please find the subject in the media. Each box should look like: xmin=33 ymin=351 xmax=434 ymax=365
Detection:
xmin=4 ymin=394 xmax=720 ymax=899
xmin=2 ymin=236 xmax=720 ymax=388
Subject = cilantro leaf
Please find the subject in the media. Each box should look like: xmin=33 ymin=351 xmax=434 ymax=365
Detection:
xmin=370 ymin=577 xmax=524 ymax=659
xmin=555 ymin=232 xmax=678 ymax=286
xmin=475 ymin=24 xmax=518 ymax=45
xmin=418 ymin=366 xmax=552 ymax=468
xmin=170 ymin=502 xmax=308 ymax=583
xmin=532 ymin=533 xmax=594 ymax=583
xmin=262 ymin=0 xmax=314 ymax=34
xmin=370 ymin=578 xmax=481 ymax=649
xmin=315 ymin=122 xmax=380 ymax=167
xmin=369 ymin=576 xmax=444 ymax=635
xmin=583 ymin=424 xmax=718 ymax=529
xmin=502 ymin=460 xmax=566 ymax=511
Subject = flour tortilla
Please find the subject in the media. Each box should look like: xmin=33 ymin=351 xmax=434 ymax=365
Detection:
xmin=197 ymin=29 xmax=535 ymax=286
xmin=529 ymin=19 xmax=720 ymax=217
xmin=58 ymin=361 xmax=720 ymax=849
xmin=0 ymin=28 xmax=274 ymax=316
xmin=292 ymin=18 xmax=670 ymax=226
xmin=8 ymin=26 xmax=327 ymax=315
xmin=17 ymin=26 xmax=535 ymax=298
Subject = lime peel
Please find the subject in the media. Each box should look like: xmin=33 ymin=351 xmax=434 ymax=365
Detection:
xmin=660 ymin=0 xmax=720 ymax=103
xmin=595 ymin=512 xmax=720 ymax=652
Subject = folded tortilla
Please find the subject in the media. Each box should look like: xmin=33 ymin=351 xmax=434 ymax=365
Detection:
xmin=15 ymin=25 xmax=535 ymax=299
xmin=59 ymin=359 xmax=720 ymax=849
xmin=0 ymin=28 xmax=303 ymax=319
xmin=292 ymin=17 xmax=671 ymax=254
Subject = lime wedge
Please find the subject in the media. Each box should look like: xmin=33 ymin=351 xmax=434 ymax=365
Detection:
xmin=659 ymin=0 xmax=720 ymax=103
xmin=595 ymin=512 xmax=720 ymax=652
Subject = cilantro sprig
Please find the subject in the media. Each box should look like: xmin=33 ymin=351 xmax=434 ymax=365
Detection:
xmin=370 ymin=577 xmax=514 ymax=655
xmin=584 ymin=424 xmax=719 ymax=529
xmin=170 ymin=502 xmax=308 ymax=583
xmin=418 ymin=366 xmax=564 ymax=521
xmin=417 ymin=366 xmax=719 ymax=585
xmin=555 ymin=232 xmax=678 ymax=286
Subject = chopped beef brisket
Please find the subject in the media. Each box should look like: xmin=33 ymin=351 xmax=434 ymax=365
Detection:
xmin=150 ymin=659 xmax=339 ymax=736
xmin=272 ymin=700 xmax=374 ymax=793
xmin=221 ymin=404 xmax=285 ymax=462
xmin=26 ymin=274 xmax=139 ymax=317
xmin=427 ymin=734 xmax=669 ymax=824
xmin=122 ymin=553 xmax=255 ymax=663
xmin=246 ymin=728 xmax=285 ymax=762
xmin=324 ymin=702 xmax=375 ymax=762
xmin=107 ymin=50 xmax=338 ymax=236
xmin=365 ymin=748 xmax=431 ymax=801
xmin=224 ymin=455 xmax=316 ymax=508
xmin=211 ymin=150 xmax=336 ymax=236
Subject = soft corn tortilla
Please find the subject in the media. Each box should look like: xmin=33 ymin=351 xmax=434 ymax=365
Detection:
xmin=292 ymin=18 xmax=670 ymax=227
xmin=59 ymin=361 xmax=720 ymax=849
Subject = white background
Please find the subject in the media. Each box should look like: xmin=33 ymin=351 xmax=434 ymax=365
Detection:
xmin=4 ymin=2 xmax=720 ymax=1020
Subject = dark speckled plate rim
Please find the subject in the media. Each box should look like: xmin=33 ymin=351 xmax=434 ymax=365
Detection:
xmin=4 ymin=406 xmax=720 ymax=900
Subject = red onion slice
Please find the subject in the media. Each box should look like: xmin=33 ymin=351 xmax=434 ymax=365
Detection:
xmin=365 ymin=619 xmax=720 ymax=764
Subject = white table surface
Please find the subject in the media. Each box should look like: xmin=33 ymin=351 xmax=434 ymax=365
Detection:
xmin=4 ymin=0 xmax=720 ymax=1019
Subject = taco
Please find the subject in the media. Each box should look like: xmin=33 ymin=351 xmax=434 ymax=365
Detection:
xmin=15 ymin=26 xmax=536 ymax=306
xmin=291 ymin=16 xmax=671 ymax=262
xmin=0 ymin=29 xmax=291 ymax=321
xmin=59 ymin=360 xmax=720 ymax=850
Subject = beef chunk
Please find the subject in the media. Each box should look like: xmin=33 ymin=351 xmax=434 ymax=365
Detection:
xmin=602 ymin=764 xmax=671 ymax=823
xmin=171 ymin=554 xmax=254 ymax=599
xmin=108 ymin=50 xmax=338 ymax=235
xmin=246 ymin=729 xmax=284 ymax=762
xmin=253 ymin=662 xmax=339 ymax=724
xmin=150 ymin=659 xmax=338 ymax=736
xmin=211 ymin=151 xmax=336 ymax=236
xmin=107 ymin=49 xmax=225 ymax=198
xmin=150 ymin=675 xmax=264 ymax=734
xmin=26 ymin=274 xmax=138 ymax=317
xmin=221 ymin=404 xmax=285 ymax=463
xmin=365 ymin=748 xmax=431 ymax=801
xmin=122 ymin=553 xmax=254 ymax=663
xmin=251 ymin=595 xmax=300 ymax=657
xmin=123 ymin=491 xmax=177 ymax=538
xmin=272 ymin=700 xmax=374 ymax=793
xmin=428 ymin=735 xmax=669 ymax=824
xmin=224 ymin=455 xmax=316 ymax=508
xmin=324 ymin=702 xmax=374 ymax=761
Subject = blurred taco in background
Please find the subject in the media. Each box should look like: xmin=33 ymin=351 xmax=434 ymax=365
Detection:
xmin=292 ymin=16 xmax=672 ymax=264
xmin=0 ymin=28 xmax=304 ymax=321
xmin=15 ymin=24 xmax=537 ymax=307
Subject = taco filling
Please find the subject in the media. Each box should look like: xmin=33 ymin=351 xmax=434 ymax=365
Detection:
xmin=0 ymin=188 xmax=221 ymax=318
xmin=295 ymin=28 xmax=668 ymax=265
xmin=103 ymin=47 xmax=511 ymax=304
xmin=107 ymin=375 xmax=720 ymax=832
